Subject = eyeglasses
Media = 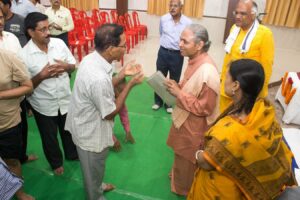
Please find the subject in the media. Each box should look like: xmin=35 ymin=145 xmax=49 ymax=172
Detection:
xmin=117 ymin=44 xmax=127 ymax=48
xmin=36 ymin=27 xmax=50 ymax=34
xmin=233 ymin=11 xmax=248 ymax=16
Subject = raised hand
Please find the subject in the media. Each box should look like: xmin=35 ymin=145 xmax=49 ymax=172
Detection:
xmin=124 ymin=60 xmax=142 ymax=76
xmin=129 ymin=71 xmax=144 ymax=86
xmin=165 ymin=79 xmax=180 ymax=97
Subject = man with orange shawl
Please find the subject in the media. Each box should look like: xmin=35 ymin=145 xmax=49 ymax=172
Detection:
xmin=165 ymin=24 xmax=220 ymax=196
xmin=188 ymin=59 xmax=296 ymax=200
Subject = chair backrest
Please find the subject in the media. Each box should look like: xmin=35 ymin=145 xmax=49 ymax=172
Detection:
xmin=118 ymin=15 xmax=130 ymax=31
xmin=132 ymin=11 xmax=141 ymax=27
xmin=124 ymin=13 xmax=134 ymax=29
xmin=100 ymin=11 xmax=111 ymax=24
xmin=79 ymin=11 xmax=88 ymax=20
xmin=110 ymin=10 xmax=118 ymax=23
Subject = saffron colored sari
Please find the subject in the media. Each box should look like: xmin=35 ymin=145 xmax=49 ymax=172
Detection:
xmin=188 ymin=99 xmax=296 ymax=200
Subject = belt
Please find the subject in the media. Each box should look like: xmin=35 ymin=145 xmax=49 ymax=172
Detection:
xmin=160 ymin=46 xmax=180 ymax=53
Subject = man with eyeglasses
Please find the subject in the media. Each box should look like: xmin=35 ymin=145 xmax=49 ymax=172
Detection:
xmin=18 ymin=12 xmax=78 ymax=176
xmin=152 ymin=0 xmax=191 ymax=114
xmin=65 ymin=24 xmax=144 ymax=200
xmin=219 ymin=0 xmax=274 ymax=112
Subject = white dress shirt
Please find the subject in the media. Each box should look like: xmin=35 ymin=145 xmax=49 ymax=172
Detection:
xmin=18 ymin=38 xmax=76 ymax=116
xmin=11 ymin=0 xmax=38 ymax=18
xmin=65 ymin=51 xmax=115 ymax=153
xmin=45 ymin=6 xmax=74 ymax=36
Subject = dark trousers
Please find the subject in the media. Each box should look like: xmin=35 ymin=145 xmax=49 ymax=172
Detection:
xmin=19 ymin=99 xmax=28 ymax=163
xmin=155 ymin=46 xmax=184 ymax=107
xmin=32 ymin=108 xmax=78 ymax=170
xmin=51 ymin=32 xmax=69 ymax=47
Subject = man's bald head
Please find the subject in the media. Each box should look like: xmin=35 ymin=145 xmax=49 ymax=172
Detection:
xmin=234 ymin=0 xmax=257 ymax=30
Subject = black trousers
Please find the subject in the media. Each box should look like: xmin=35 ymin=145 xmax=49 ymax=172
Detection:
xmin=155 ymin=46 xmax=184 ymax=107
xmin=31 ymin=108 xmax=78 ymax=169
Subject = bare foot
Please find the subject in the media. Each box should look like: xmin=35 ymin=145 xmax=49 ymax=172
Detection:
xmin=54 ymin=166 xmax=64 ymax=175
xmin=113 ymin=139 xmax=121 ymax=152
xmin=25 ymin=154 xmax=38 ymax=163
xmin=102 ymin=183 xmax=115 ymax=192
xmin=125 ymin=132 xmax=135 ymax=144
xmin=16 ymin=192 xmax=35 ymax=200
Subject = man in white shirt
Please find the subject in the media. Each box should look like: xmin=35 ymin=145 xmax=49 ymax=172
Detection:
xmin=19 ymin=12 xmax=78 ymax=175
xmin=11 ymin=0 xmax=37 ymax=18
xmin=45 ymin=0 xmax=74 ymax=46
xmin=65 ymin=24 xmax=144 ymax=200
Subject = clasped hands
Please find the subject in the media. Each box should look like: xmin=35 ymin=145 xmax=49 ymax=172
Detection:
xmin=49 ymin=22 xmax=62 ymax=31
xmin=41 ymin=59 xmax=69 ymax=79
xmin=120 ymin=60 xmax=144 ymax=85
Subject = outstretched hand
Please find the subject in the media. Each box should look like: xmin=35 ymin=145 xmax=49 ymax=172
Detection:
xmin=124 ymin=60 xmax=143 ymax=76
xmin=129 ymin=71 xmax=144 ymax=86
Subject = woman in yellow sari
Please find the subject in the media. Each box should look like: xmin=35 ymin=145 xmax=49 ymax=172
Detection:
xmin=188 ymin=59 xmax=296 ymax=200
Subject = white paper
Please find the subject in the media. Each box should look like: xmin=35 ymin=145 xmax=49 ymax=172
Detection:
xmin=146 ymin=71 xmax=176 ymax=106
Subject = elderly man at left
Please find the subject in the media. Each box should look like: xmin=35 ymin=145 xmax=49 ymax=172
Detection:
xmin=18 ymin=12 xmax=78 ymax=175
xmin=0 ymin=48 xmax=34 ymax=200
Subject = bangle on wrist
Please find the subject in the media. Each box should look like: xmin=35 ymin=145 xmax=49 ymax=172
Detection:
xmin=195 ymin=150 xmax=204 ymax=160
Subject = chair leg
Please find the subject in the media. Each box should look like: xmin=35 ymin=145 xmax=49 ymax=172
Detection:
xmin=77 ymin=46 xmax=82 ymax=62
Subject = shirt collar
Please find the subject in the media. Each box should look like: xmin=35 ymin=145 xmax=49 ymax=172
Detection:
xmin=27 ymin=38 xmax=55 ymax=55
xmin=168 ymin=13 xmax=185 ymax=25
xmin=93 ymin=51 xmax=113 ymax=75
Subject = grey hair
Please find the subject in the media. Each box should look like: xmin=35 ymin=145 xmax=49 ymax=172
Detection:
xmin=240 ymin=0 xmax=258 ymax=15
xmin=186 ymin=24 xmax=211 ymax=52
xmin=252 ymin=1 xmax=258 ymax=15
xmin=170 ymin=0 xmax=183 ymax=6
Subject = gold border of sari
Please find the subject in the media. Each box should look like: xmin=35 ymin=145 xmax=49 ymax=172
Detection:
xmin=204 ymin=136 xmax=294 ymax=200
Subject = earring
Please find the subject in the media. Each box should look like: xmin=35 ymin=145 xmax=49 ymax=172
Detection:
xmin=232 ymin=89 xmax=235 ymax=95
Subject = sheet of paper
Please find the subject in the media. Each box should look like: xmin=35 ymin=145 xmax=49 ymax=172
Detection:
xmin=146 ymin=71 xmax=176 ymax=106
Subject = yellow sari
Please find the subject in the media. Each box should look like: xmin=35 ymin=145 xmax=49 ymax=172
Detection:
xmin=188 ymin=99 xmax=296 ymax=200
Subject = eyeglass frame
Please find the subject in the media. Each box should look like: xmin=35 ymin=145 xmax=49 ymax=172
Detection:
xmin=35 ymin=27 xmax=51 ymax=34
xmin=116 ymin=43 xmax=127 ymax=48
xmin=232 ymin=11 xmax=249 ymax=16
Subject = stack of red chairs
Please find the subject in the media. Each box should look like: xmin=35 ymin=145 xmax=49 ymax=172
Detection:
xmin=132 ymin=11 xmax=148 ymax=40
xmin=118 ymin=15 xmax=138 ymax=49
xmin=100 ymin=11 xmax=111 ymax=24
xmin=110 ymin=10 xmax=118 ymax=23
xmin=67 ymin=8 xmax=148 ymax=65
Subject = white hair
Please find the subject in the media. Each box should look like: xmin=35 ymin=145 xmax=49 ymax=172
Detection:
xmin=240 ymin=0 xmax=258 ymax=16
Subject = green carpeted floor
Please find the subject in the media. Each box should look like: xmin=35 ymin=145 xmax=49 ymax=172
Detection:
xmin=21 ymin=71 xmax=186 ymax=200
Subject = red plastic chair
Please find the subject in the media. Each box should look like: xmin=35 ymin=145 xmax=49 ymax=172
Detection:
xmin=74 ymin=19 xmax=94 ymax=48
xmin=70 ymin=8 xmax=80 ymax=22
xmin=124 ymin=13 xmax=142 ymax=42
xmin=110 ymin=10 xmax=118 ymax=23
xmin=91 ymin=9 xmax=102 ymax=29
xmin=132 ymin=11 xmax=148 ymax=39
xmin=118 ymin=15 xmax=138 ymax=48
xmin=68 ymin=30 xmax=88 ymax=62
xmin=100 ymin=11 xmax=111 ymax=24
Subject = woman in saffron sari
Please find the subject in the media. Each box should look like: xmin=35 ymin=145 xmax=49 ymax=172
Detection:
xmin=188 ymin=59 xmax=296 ymax=200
